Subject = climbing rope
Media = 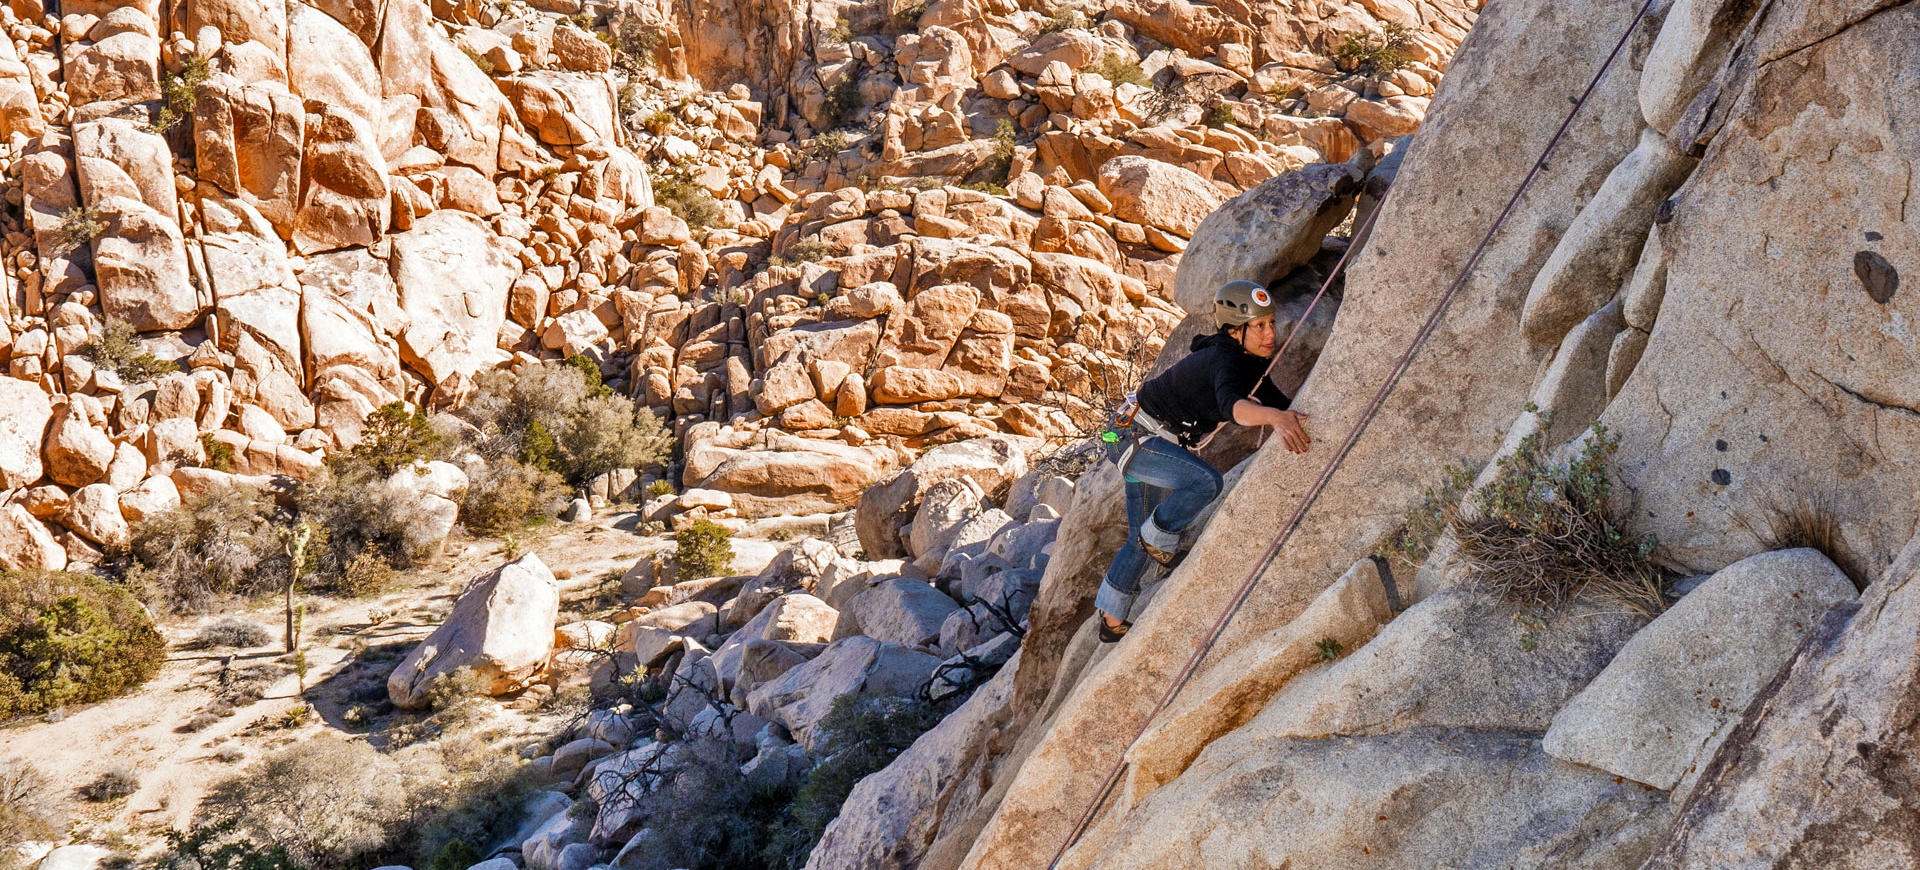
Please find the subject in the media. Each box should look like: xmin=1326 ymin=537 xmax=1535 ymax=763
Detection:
xmin=1047 ymin=1 xmax=1663 ymax=864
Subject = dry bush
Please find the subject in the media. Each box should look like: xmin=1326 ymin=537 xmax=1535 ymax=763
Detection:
xmin=76 ymin=320 xmax=178 ymax=385
xmin=459 ymin=458 xmax=568 ymax=537
xmin=1446 ymin=423 xmax=1665 ymax=616
xmin=0 ymin=570 xmax=165 ymax=721
xmin=198 ymin=737 xmax=410 ymax=869
xmin=0 ymin=760 xmax=65 ymax=863
xmin=460 ymin=359 xmax=671 ymax=487
xmin=1737 ymin=484 xmax=1872 ymax=591
xmin=79 ymin=768 xmax=139 ymax=802
xmin=296 ymin=460 xmax=432 ymax=583
xmin=192 ymin=617 xmax=274 ymax=650
xmin=128 ymin=486 xmax=291 ymax=613
xmin=336 ymin=551 xmax=396 ymax=598
xmin=1335 ymin=23 xmax=1416 ymax=77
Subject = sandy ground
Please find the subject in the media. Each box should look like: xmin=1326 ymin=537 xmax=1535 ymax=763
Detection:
xmin=0 ymin=508 xmax=671 ymax=859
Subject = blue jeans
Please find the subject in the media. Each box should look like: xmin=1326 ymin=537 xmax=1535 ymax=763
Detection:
xmin=1096 ymin=435 xmax=1223 ymax=621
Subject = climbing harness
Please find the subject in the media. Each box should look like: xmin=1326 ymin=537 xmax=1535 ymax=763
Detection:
xmin=1045 ymin=1 xmax=1665 ymax=864
xmin=1102 ymin=393 xmax=1188 ymax=474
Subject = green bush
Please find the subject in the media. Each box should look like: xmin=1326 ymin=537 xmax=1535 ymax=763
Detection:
xmin=199 ymin=432 xmax=235 ymax=472
xmin=1335 ymin=23 xmax=1416 ymax=77
xmin=459 ymin=457 xmax=567 ymax=537
xmin=460 ymin=46 xmax=495 ymax=75
xmin=1093 ymin=54 xmax=1148 ymax=86
xmin=647 ymin=479 xmax=676 ymax=497
xmin=295 ymin=459 xmax=430 ymax=586
xmin=155 ymin=53 xmax=210 ymax=131
xmin=809 ymin=129 xmax=850 ymax=161
xmin=75 ymin=320 xmax=178 ymax=384
xmin=1446 ymin=423 xmax=1665 ymax=615
xmin=0 ymin=761 xmax=64 ymax=867
xmin=342 ymin=403 xmax=444 ymax=477
xmin=654 ymin=171 xmax=726 ymax=230
xmin=821 ymin=74 xmax=863 ymax=129
xmin=1036 ymin=6 xmax=1086 ymax=33
xmin=0 ymin=570 xmax=165 ymax=721
xmin=675 ymin=519 xmax=735 ymax=580
xmin=48 ymin=203 xmax=104 ymax=258
xmin=460 ymin=359 xmax=672 ymax=487
xmin=609 ymin=15 xmax=662 ymax=71
xmin=127 ymin=486 xmax=291 ymax=613
xmin=1203 ymin=104 xmax=1235 ymax=128
xmin=772 ymin=236 xmax=831 ymax=267
xmin=763 ymin=694 xmax=940 ymax=864
xmin=163 ymin=822 xmax=302 ymax=870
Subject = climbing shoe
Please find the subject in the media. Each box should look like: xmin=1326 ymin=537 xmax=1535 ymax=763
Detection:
xmin=1099 ymin=618 xmax=1132 ymax=643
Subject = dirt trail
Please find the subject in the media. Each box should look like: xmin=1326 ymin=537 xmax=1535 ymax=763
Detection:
xmin=0 ymin=509 xmax=662 ymax=854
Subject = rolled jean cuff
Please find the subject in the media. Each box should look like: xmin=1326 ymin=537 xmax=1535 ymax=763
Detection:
xmin=1095 ymin=581 xmax=1137 ymax=623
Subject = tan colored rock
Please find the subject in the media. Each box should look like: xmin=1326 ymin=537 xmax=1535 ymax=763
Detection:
xmin=61 ymin=483 xmax=128 ymax=548
xmin=498 ymin=71 xmax=616 ymax=147
xmin=104 ymin=442 xmax=147 ymax=492
xmin=542 ymin=309 xmax=609 ymax=357
xmin=686 ymin=433 xmax=901 ymax=517
xmin=0 ymin=32 xmax=42 ymax=140
xmin=393 ymin=211 xmax=517 ymax=390
xmin=1096 ymin=155 xmax=1226 ymax=239
xmin=870 ymin=367 xmax=965 ymax=404
xmin=293 ymin=103 xmax=392 ymax=254
xmin=194 ymin=77 xmax=306 ymax=231
xmin=0 ymin=378 xmax=51 ymax=489
xmin=1342 ymin=95 xmax=1427 ymax=140
xmin=117 ymin=473 xmax=179 ymax=524
xmin=93 ymin=196 xmax=199 ymax=331
xmin=0 ymin=504 xmax=67 ymax=572
xmin=74 ymin=118 xmax=178 ymax=223
xmin=66 ymin=30 xmax=160 ymax=104
xmin=855 ymin=435 xmax=1031 ymax=560
xmin=745 ymin=635 xmax=942 ymax=750
xmin=43 ymin=399 xmax=113 ymax=488
xmin=550 ymin=24 xmax=611 ymax=72
xmin=388 ymin=554 xmax=559 ymax=708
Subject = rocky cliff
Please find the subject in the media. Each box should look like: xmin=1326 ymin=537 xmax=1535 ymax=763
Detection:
xmin=0 ymin=0 xmax=1472 ymax=571
xmin=803 ymin=0 xmax=1920 ymax=868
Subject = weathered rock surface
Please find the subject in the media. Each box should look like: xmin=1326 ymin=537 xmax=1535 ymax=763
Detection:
xmin=1544 ymin=549 xmax=1857 ymax=793
xmin=389 ymin=554 xmax=559 ymax=707
xmin=746 ymin=635 xmax=941 ymax=750
xmin=1173 ymin=160 xmax=1363 ymax=315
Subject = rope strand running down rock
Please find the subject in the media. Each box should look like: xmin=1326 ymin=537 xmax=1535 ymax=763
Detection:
xmin=1046 ymin=0 xmax=1665 ymax=863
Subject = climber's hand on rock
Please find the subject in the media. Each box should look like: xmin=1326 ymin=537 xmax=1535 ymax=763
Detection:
xmin=1276 ymin=411 xmax=1310 ymax=454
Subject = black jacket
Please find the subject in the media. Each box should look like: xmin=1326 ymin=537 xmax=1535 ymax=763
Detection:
xmin=1136 ymin=332 xmax=1290 ymax=446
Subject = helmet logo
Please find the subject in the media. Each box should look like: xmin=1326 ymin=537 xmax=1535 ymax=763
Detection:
xmin=1252 ymin=288 xmax=1271 ymax=306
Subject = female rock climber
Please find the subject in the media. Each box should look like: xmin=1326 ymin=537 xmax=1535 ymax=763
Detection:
xmin=1095 ymin=279 xmax=1311 ymax=642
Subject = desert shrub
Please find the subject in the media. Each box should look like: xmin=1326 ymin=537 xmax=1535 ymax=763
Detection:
xmin=1203 ymin=104 xmax=1235 ymax=128
xmin=619 ymin=737 xmax=795 ymax=870
xmin=193 ymin=617 xmax=274 ymax=650
xmin=759 ymin=694 xmax=941 ymax=867
xmin=1447 ymin=423 xmax=1665 ymax=615
xmin=198 ymin=432 xmax=235 ymax=472
xmin=609 ymin=14 xmax=662 ymax=71
xmin=826 ymin=16 xmax=852 ymax=42
xmin=155 ymin=53 xmax=210 ymax=131
xmin=977 ymin=118 xmax=1018 ymax=183
xmin=565 ymin=354 xmax=615 ymax=398
xmin=647 ymin=479 xmax=676 ymax=497
xmin=820 ymin=74 xmax=863 ymax=129
xmin=75 ymin=320 xmax=178 ymax=384
xmin=334 ymin=551 xmax=396 ymax=598
xmin=1738 ymin=485 xmax=1871 ymax=591
xmin=164 ymin=821 xmax=302 ymax=870
xmin=809 ymin=129 xmax=850 ymax=161
xmin=675 ymin=520 xmax=735 ymax=580
xmin=129 ymin=485 xmax=291 ymax=612
xmin=888 ymin=0 xmax=931 ymax=32
xmin=460 ymin=360 xmax=672 ymax=487
xmin=1093 ymin=54 xmax=1148 ymax=86
xmin=772 ymin=235 xmax=831 ymax=267
xmin=198 ymin=737 xmax=409 ymax=869
xmin=343 ymin=403 xmax=444 ymax=477
xmin=49 ymin=204 xmax=104 ymax=258
xmin=0 ymin=570 xmax=165 ymax=721
xmin=460 ymin=46 xmax=495 ymax=75
xmin=654 ymin=171 xmax=726 ymax=229
xmin=1375 ymin=462 xmax=1473 ymax=571
xmin=0 ymin=761 xmax=66 ymax=860
xmin=459 ymin=458 xmax=567 ymax=537
xmin=403 ymin=744 xmax=535 ymax=868
xmin=642 ymin=109 xmax=675 ymax=135
xmin=79 ymin=768 xmax=139 ymax=802
xmin=294 ymin=461 xmax=425 ymax=584
xmin=1334 ymin=22 xmax=1416 ymax=77
xmin=1035 ymin=6 xmax=1086 ymax=33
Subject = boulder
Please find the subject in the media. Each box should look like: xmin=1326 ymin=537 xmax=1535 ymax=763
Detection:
xmin=42 ymin=400 xmax=113 ymax=488
xmin=710 ymin=592 xmax=837 ymax=688
xmin=194 ymin=77 xmax=306 ymax=231
xmin=1643 ymin=532 xmax=1920 ymax=869
xmin=729 ymin=638 xmax=813 ymax=705
xmin=60 ymin=483 xmax=127 ymax=549
xmin=855 ymin=435 xmax=1031 ymax=559
xmin=688 ymin=434 xmax=902 ymax=517
xmin=0 ymin=35 xmax=41 ymax=141
xmin=0 ymin=379 xmax=51 ymax=489
xmin=728 ymin=538 xmax=838 ymax=627
xmin=613 ymin=601 xmax=716 ymax=666
xmin=498 ymin=71 xmax=616 ymax=147
xmin=391 ymin=211 xmax=517 ymax=390
xmin=836 ymin=577 xmax=960 ymax=648
xmin=1077 ymin=731 xmax=1670 ymax=869
xmin=65 ymin=31 xmax=159 ymax=104
xmin=803 ymin=650 xmax=1022 ymax=870
xmin=905 ymin=477 xmax=984 ymax=559
xmin=117 ymin=474 xmax=180 ymax=524
xmin=1172 ymin=160 xmax=1363 ymax=316
xmin=745 ymin=636 xmax=941 ymax=750
xmin=0 ymin=504 xmax=66 ymax=572
xmin=388 ymin=554 xmax=559 ymax=707
xmin=1095 ymin=155 xmax=1226 ymax=239
xmin=1543 ymin=549 xmax=1856 ymax=793
xmin=92 ymin=196 xmax=198 ymax=331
